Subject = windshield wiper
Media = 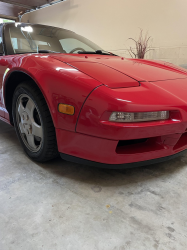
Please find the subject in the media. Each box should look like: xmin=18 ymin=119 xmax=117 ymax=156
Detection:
xmin=38 ymin=50 xmax=60 ymax=53
xmin=14 ymin=50 xmax=60 ymax=55
xmin=78 ymin=50 xmax=117 ymax=56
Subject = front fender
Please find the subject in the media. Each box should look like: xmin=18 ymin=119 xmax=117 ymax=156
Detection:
xmin=3 ymin=54 xmax=102 ymax=131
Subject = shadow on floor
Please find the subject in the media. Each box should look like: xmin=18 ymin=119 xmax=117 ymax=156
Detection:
xmin=1 ymin=120 xmax=187 ymax=188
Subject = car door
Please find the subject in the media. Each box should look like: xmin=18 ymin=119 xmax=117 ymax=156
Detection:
xmin=0 ymin=24 xmax=4 ymax=117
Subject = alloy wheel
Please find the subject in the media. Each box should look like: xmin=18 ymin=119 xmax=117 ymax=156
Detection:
xmin=16 ymin=94 xmax=43 ymax=152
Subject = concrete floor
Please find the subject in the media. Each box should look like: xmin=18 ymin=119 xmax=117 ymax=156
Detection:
xmin=0 ymin=120 xmax=187 ymax=250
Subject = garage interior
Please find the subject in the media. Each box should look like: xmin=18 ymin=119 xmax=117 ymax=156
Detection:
xmin=1 ymin=1 xmax=187 ymax=249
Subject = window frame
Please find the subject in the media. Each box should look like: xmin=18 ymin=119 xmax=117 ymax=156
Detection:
xmin=0 ymin=24 xmax=5 ymax=55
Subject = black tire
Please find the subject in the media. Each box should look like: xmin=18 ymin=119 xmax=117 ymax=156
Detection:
xmin=12 ymin=81 xmax=59 ymax=162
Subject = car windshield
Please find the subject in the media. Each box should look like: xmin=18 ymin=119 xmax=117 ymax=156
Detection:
xmin=4 ymin=23 xmax=103 ymax=55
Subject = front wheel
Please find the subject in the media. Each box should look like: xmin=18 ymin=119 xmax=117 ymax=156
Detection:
xmin=12 ymin=82 xmax=59 ymax=162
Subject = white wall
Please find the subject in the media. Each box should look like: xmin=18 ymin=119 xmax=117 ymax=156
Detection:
xmin=22 ymin=0 xmax=187 ymax=67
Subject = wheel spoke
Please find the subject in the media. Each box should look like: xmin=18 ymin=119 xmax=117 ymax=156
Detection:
xmin=26 ymin=134 xmax=37 ymax=149
xmin=18 ymin=102 xmax=25 ymax=116
xmin=32 ymin=122 xmax=43 ymax=138
xmin=16 ymin=94 xmax=43 ymax=152
xmin=19 ymin=122 xmax=24 ymax=133
xmin=25 ymin=99 xmax=35 ymax=118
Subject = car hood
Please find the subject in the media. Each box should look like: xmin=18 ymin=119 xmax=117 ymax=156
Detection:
xmin=50 ymin=54 xmax=187 ymax=87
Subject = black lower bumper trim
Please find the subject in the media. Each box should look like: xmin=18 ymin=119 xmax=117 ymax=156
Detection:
xmin=60 ymin=149 xmax=187 ymax=169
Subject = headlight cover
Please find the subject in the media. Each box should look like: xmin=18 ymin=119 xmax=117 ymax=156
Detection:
xmin=109 ymin=111 xmax=169 ymax=122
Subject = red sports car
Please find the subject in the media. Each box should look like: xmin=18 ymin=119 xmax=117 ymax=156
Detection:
xmin=0 ymin=22 xmax=187 ymax=168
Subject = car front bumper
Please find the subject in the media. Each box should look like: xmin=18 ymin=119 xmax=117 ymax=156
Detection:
xmin=56 ymin=128 xmax=187 ymax=168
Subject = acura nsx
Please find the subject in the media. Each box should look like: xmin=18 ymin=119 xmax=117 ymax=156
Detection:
xmin=0 ymin=22 xmax=187 ymax=168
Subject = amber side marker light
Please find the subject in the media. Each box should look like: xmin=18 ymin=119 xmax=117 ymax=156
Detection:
xmin=58 ymin=104 xmax=75 ymax=115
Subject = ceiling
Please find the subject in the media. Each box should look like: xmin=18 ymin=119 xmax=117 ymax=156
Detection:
xmin=0 ymin=0 xmax=59 ymax=19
